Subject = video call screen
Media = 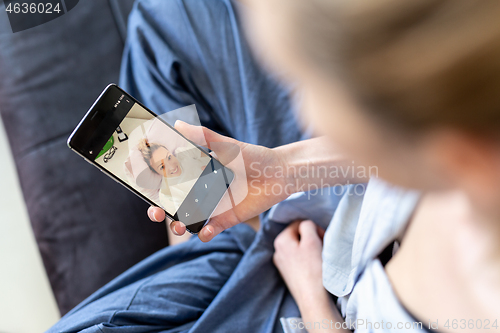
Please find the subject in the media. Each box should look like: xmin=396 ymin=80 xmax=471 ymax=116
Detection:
xmin=94 ymin=103 xmax=211 ymax=215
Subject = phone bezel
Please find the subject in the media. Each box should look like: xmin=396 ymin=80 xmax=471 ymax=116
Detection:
xmin=67 ymin=83 xmax=234 ymax=234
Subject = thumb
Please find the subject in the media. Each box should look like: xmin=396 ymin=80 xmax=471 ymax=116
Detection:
xmin=174 ymin=120 xmax=242 ymax=166
xmin=174 ymin=120 xmax=234 ymax=149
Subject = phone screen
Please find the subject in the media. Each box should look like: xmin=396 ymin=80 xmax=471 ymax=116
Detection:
xmin=68 ymin=85 xmax=234 ymax=232
xmin=95 ymin=102 xmax=214 ymax=216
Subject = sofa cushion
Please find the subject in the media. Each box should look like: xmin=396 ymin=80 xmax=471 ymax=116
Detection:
xmin=0 ymin=0 xmax=168 ymax=315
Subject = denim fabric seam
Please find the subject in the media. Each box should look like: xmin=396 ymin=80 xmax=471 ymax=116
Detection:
xmin=225 ymin=0 xmax=253 ymax=137
xmin=104 ymin=275 xmax=156 ymax=324
xmin=175 ymin=0 xmax=232 ymax=137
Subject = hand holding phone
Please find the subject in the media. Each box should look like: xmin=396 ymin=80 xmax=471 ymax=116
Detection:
xmin=149 ymin=121 xmax=294 ymax=242
xmin=68 ymin=84 xmax=235 ymax=234
xmin=69 ymin=84 xmax=294 ymax=239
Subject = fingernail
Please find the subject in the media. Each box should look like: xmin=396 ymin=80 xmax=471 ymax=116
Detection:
xmin=203 ymin=225 xmax=214 ymax=239
xmin=172 ymin=225 xmax=180 ymax=235
xmin=153 ymin=211 xmax=161 ymax=222
xmin=149 ymin=210 xmax=158 ymax=222
xmin=174 ymin=120 xmax=186 ymax=127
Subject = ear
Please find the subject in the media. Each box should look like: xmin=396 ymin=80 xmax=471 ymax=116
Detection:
xmin=425 ymin=129 xmax=500 ymax=209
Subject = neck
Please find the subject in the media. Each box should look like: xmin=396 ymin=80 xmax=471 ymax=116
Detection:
xmin=452 ymin=191 xmax=500 ymax=318
xmin=464 ymin=192 xmax=500 ymax=257
xmin=440 ymin=190 xmax=500 ymax=259
xmin=388 ymin=189 xmax=500 ymax=320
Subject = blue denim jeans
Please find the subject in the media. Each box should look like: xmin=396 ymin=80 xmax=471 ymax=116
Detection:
xmin=47 ymin=0 xmax=306 ymax=332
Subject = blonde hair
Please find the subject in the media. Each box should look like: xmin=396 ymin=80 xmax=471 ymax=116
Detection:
xmin=286 ymin=0 xmax=500 ymax=136
xmin=137 ymin=139 xmax=165 ymax=173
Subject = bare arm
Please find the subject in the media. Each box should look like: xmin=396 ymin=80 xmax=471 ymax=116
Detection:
xmin=275 ymin=136 xmax=370 ymax=195
xmin=297 ymin=293 xmax=350 ymax=333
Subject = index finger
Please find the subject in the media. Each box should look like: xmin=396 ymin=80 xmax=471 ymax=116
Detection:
xmin=147 ymin=206 xmax=165 ymax=222
xmin=278 ymin=220 xmax=301 ymax=243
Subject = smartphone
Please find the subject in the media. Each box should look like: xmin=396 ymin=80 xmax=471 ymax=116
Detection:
xmin=68 ymin=84 xmax=234 ymax=234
